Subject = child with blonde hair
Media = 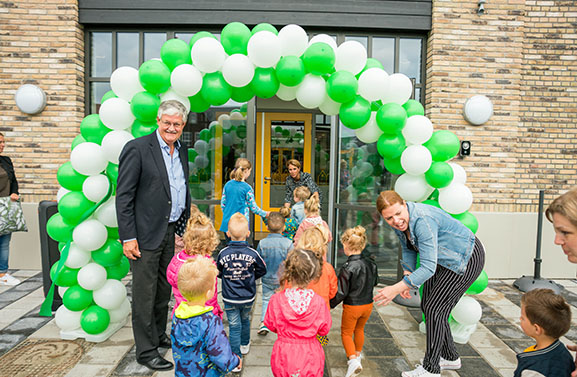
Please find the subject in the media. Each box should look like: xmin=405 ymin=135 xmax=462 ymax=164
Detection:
xmin=279 ymin=206 xmax=298 ymax=241
xmin=330 ymin=226 xmax=378 ymax=377
xmin=171 ymin=257 xmax=240 ymax=376
xmin=291 ymin=186 xmax=311 ymax=225
xmin=264 ymin=249 xmax=332 ymax=377
xmin=167 ymin=212 xmax=222 ymax=318
xmin=293 ymin=195 xmax=332 ymax=245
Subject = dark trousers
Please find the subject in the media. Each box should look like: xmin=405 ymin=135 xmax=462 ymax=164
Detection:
xmin=131 ymin=223 xmax=175 ymax=362
xmin=421 ymin=237 xmax=485 ymax=374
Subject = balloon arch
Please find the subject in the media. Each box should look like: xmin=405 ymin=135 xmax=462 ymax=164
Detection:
xmin=41 ymin=22 xmax=485 ymax=341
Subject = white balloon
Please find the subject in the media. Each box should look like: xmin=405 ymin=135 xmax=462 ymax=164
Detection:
xmin=296 ymin=74 xmax=326 ymax=109
xmin=452 ymin=296 xmax=482 ymax=325
xmin=319 ymin=95 xmax=341 ymax=116
xmin=55 ymin=305 xmax=82 ymax=330
xmin=358 ymin=68 xmax=389 ymax=102
xmin=99 ymin=97 xmax=135 ymax=131
xmin=194 ymin=139 xmax=209 ymax=155
xmin=222 ymin=54 xmax=255 ymax=87
xmin=65 ymin=243 xmax=91 ymax=269
xmin=247 ymin=31 xmax=281 ymax=68
xmin=101 ymin=130 xmax=134 ymax=165
xmin=229 ymin=112 xmax=244 ymax=121
xmin=170 ymin=64 xmax=203 ymax=97
xmin=382 ymin=73 xmax=413 ymax=105
xmin=70 ymin=142 xmax=107 ymax=176
xmin=401 ymin=145 xmax=432 ymax=175
xmin=276 ymin=84 xmax=298 ymax=101
xmin=394 ymin=173 xmax=434 ymax=202
xmin=160 ymin=89 xmax=191 ymax=113
xmin=278 ymin=24 xmax=308 ymax=57
xmin=58 ymin=285 xmax=69 ymax=297
xmin=309 ymin=34 xmax=337 ymax=52
xmin=73 ymin=219 xmax=108 ymax=251
xmin=95 ymin=197 xmax=118 ymax=228
xmin=108 ymin=298 xmax=131 ymax=323
xmin=57 ymin=187 xmax=70 ymax=203
xmin=82 ymin=174 xmax=110 ymax=203
xmin=93 ymin=279 xmax=127 ymax=310
xmin=218 ymin=114 xmax=231 ymax=129
xmin=191 ymin=37 xmax=225 ymax=73
xmin=222 ymin=133 xmax=233 ymax=147
xmin=77 ymin=262 xmax=107 ymax=291
xmin=335 ymin=41 xmax=367 ymax=75
xmin=439 ymin=183 xmax=473 ymax=215
xmin=195 ymin=155 xmax=209 ymax=169
xmin=355 ymin=112 xmax=383 ymax=144
xmin=449 ymin=162 xmax=467 ymax=184
xmin=402 ymin=115 xmax=434 ymax=145
xmin=110 ymin=66 xmax=145 ymax=102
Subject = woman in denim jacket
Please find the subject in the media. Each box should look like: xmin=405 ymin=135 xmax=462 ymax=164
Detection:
xmin=374 ymin=191 xmax=485 ymax=377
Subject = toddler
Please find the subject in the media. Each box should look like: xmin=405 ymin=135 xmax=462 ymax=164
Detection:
xmin=264 ymin=248 xmax=332 ymax=377
xmin=291 ymin=186 xmax=311 ymax=225
xmin=279 ymin=206 xmax=298 ymax=241
xmin=293 ymin=195 xmax=332 ymax=245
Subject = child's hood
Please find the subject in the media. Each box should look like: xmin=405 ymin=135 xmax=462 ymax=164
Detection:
xmin=175 ymin=302 xmax=213 ymax=319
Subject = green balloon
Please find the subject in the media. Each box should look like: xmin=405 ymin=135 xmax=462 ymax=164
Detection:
xmin=251 ymin=23 xmax=278 ymax=35
xmin=429 ymin=189 xmax=439 ymax=201
xmin=383 ymin=157 xmax=405 ymax=175
xmin=251 ymin=67 xmax=279 ymax=99
xmin=80 ymin=114 xmax=111 ymax=144
xmin=50 ymin=262 xmax=79 ymax=287
xmin=403 ymin=99 xmax=425 ymax=117
xmin=58 ymin=191 xmax=95 ymax=226
xmin=230 ymin=85 xmax=255 ymax=103
xmin=131 ymin=119 xmax=157 ymax=138
xmin=160 ymin=38 xmax=192 ymax=71
xmin=106 ymin=257 xmax=130 ymax=280
xmin=81 ymin=305 xmax=111 ymax=335
xmin=240 ymin=103 xmax=248 ymax=114
xmin=92 ymin=239 xmax=124 ymax=267
xmin=47 ymin=214 xmax=74 ymax=243
xmin=188 ymin=148 xmax=198 ymax=161
xmin=424 ymin=130 xmax=460 ymax=162
xmin=356 ymin=58 xmax=384 ymax=79
xmin=201 ymin=72 xmax=232 ymax=106
xmin=376 ymin=103 xmax=407 ymax=135
xmin=466 ymin=270 xmax=488 ymax=294
xmin=63 ymin=285 xmax=93 ymax=311
xmin=199 ymin=129 xmax=211 ymax=142
xmin=376 ymin=133 xmax=406 ymax=159
xmin=101 ymin=90 xmax=117 ymax=103
xmin=371 ymin=100 xmax=383 ymax=112
xmin=189 ymin=93 xmax=210 ymax=113
xmin=71 ymin=134 xmax=86 ymax=151
xmin=221 ymin=22 xmax=251 ymax=55
xmin=327 ymin=71 xmax=358 ymax=103
xmin=339 ymin=96 xmax=371 ymax=130
xmin=425 ymin=161 xmax=454 ymax=189
xmin=189 ymin=31 xmax=217 ymax=47
xmin=57 ymin=162 xmax=88 ymax=191
xmin=190 ymin=185 xmax=207 ymax=199
xmin=453 ymin=211 xmax=480 ymax=234
xmin=276 ymin=56 xmax=306 ymax=87
xmin=209 ymin=122 xmax=222 ymax=137
xmin=106 ymin=226 xmax=119 ymax=240
xmin=302 ymin=43 xmax=335 ymax=76
xmin=237 ymin=125 xmax=247 ymax=139
xmin=106 ymin=163 xmax=119 ymax=184
xmin=422 ymin=199 xmax=441 ymax=208
xmin=138 ymin=60 xmax=171 ymax=94
xmin=130 ymin=91 xmax=160 ymax=122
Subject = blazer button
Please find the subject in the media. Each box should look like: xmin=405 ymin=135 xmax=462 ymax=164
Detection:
xmin=168 ymin=201 xmax=171 ymax=205
xmin=165 ymin=216 xmax=169 ymax=219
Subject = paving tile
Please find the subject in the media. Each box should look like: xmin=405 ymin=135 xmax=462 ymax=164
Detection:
xmin=458 ymin=357 xmax=501 ymax=377
xmin=455 ymin=342 xmax=480 ymax=357
xmin=390 ymin=331 xmax=426 ymax=349
xmin=29 ymin=319 xmax=62 ymax=339
xmin=484 ymin=324 xmax=529 ymax=341
xmin=474 ymin=347 xmax=517 ymax=369
xmin=241 ymin=365 xmax=274 ymax=377
xmin=241 ymin=345 xmax=272 ymax=366
xmin=80 ymin=344 xmax=132 ymax=365
xmin=362 ymin=338 xmax=403 ymax=357
xmin=501 ymin=339 xmax=534 ymax=354
xmin=325 ymin=345 xmax=347 ymax=367
xmin=371 ymin=357 xmax=412 ymax=377
xmin=64 ymin=363 xmax=113 ymax=377
xmin=0 ymin=333 xmax=27 ymax=356
xmin=364 ymin=322 xmax=392 ymax=338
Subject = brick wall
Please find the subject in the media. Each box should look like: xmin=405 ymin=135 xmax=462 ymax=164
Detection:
xmin=0 ymin=0 xmax=84 ymax=203
xmin=427 ymin=0 xmax=577 ymax=212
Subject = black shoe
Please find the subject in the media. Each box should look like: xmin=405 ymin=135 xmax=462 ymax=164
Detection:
xmin=139 ymin=356 xmax=174 ymax=371
xmin=158 ymin=335 xmax=171 ymax=348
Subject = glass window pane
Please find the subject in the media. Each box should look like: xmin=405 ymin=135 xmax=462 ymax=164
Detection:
xmin=414 ymin=88 xmax=421 ymax=102
xmin=399 ymin=38 xmax=422 ymax=84
xmin=345 ymin=36 xmax=368 ymax=49
xmin=372 ymin=37 xmax=395 ymax=75
xmin=337 ymin=122 xmax=395 ymax=205
xmin=175 ymin=33 xmax=194 ymax=45
xmin=144 ymin=33 xmax=167 ymax=61
xmin=314 ymin=121 xmax=331 ymax=219
xmin=91 ymin=32 xmax=112 ymax=77
xmin=90 ymin=82 xmax=111 ymax=114
xmin=117 ymin=32 xmax=139 ymax=68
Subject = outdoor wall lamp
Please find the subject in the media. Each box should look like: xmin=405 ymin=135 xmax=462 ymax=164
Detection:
xmin=14 ymin=84 xmax=47 ymax=115
xmin=463 ymin=95 xmax=493 ymax=126
xmin=460 ymin=140 xmax=472 ymax=157
xmin=478 ymin=0 xmax=486 ymax=15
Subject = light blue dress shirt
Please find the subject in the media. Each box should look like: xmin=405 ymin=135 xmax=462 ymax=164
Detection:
xmin=155 ymin=130 xmax=187 ymax=222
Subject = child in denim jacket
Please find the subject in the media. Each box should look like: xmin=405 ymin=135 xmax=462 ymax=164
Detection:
xmin=291 ymin=186 xmax=310 ymax=226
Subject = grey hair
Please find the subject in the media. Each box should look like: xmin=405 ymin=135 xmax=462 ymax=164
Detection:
xmin=157 ymin=100 xmax=188 ymax=123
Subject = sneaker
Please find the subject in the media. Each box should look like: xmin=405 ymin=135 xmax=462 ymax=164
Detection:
xmin=240 ymin=343 xmax=250 ymax=355
xmin=419 ymin=357 xmax=461 ymax=370
xmin=232 ymin=364 xmax=242 ymax=373
xmin=401 ymin=365 xmax=440 ymax=377
xmin=0 ymin=273 xmax=20 ymax=286
xmin=345 ymin=357 xmax=362 ymax=377
xmin=258 ymin=323 xmax=269 ymax=335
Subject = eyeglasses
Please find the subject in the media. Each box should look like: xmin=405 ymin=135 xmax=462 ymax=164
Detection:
xmin=161 ymin=120 xmax=184 ymax=129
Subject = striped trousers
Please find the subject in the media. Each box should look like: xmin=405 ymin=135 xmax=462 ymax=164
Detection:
xmin=421 ymin=237 xmax=485 ymax=374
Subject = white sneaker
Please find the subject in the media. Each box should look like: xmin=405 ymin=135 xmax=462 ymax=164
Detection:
xmin=401 ymin=365 xmax=440 ymax=377
xmin=232 ymin=364 xmax=242 ymax=373
xmin=419 ymin=356 xmax=461 ymax=370
xmin=0 ymin=273 xmax=20 ymax=286
xmin=345 ymin=357 xmax=362 ymax=377
xmin=240 ymin=343 xmax=250 ymax=355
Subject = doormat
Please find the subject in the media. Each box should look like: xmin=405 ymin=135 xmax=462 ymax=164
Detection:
xmin=0 ymin=338 xmax=93 ymax=377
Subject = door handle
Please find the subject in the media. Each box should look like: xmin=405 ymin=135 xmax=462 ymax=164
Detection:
xmin=264 ymin=177 xmax=272 ymax=181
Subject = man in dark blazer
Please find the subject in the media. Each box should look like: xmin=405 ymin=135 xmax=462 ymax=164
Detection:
xmin=116 ymin=100 xmax=190 ymax=371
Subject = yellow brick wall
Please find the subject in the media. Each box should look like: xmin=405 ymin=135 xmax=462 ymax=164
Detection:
xmin=427 ymin=0 xmax=577 ymax=212
xmin=0 ymin=0 xmax=84 ymax=203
